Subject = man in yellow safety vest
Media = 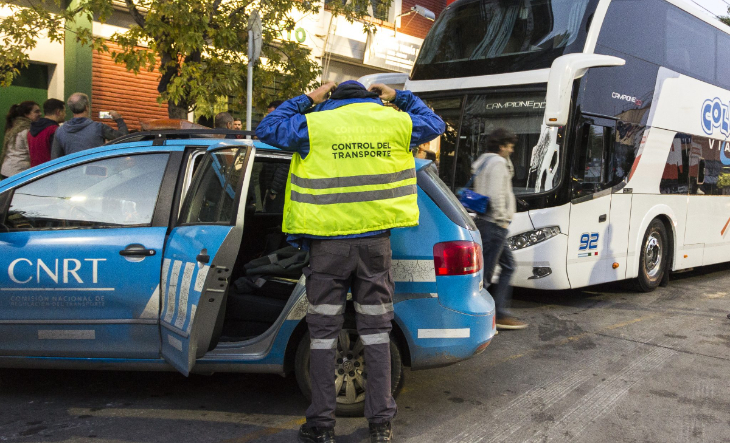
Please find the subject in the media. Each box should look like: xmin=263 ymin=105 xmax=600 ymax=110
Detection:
xmin=256 ymin=80 xmax=444 ymax=443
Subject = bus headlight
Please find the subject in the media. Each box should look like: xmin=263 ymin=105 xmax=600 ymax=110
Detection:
xmin=507 ymin=226 xmax=561 ymax=250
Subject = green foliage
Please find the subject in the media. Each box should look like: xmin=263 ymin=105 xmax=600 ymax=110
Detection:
xmin=1 ymin=0 xmax=391 ymax=116
xmin=719 ymin=8 xmax=730 ymax=27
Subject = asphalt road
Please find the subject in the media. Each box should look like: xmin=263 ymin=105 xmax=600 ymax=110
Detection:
xmin=2 ymin=264 xmax=729 ymax=443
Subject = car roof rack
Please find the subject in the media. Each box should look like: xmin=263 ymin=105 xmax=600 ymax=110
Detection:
xmin=110 ymin=129 xmax=258 ymax=146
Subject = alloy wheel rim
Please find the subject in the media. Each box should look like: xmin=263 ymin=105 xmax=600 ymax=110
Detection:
xmin=645 ymin=232 xmax=662 ymax=278
xmin=334 ymin=329 xmax=367 ymax=404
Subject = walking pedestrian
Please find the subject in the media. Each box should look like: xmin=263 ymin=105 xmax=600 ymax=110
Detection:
xmin=28 ymin=98 xmax=65 ymax=167
xmin=1 ymin=101 xmax=41 ymax=179
xmin=51 ymin=92 xmax=128 ymax=159
xmin=473 ymin=128 xmax=527 ymax=330
xmin=256 ymin=80 xmax=444 ymax=443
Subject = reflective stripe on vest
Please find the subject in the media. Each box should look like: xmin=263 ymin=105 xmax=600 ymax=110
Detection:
xmin=282 ymin=102 xmax=419 ymax=236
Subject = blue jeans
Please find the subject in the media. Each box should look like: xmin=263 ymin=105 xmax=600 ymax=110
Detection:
xmin=476 ymin=218 xmax=515 ymax=319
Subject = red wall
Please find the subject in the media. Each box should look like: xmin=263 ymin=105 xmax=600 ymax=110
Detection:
xmin=399 ymin=0 xmax=447 ymax=40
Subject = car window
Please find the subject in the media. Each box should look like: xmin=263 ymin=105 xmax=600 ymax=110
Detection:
xmin=249 ymin=157 xmax=290 ymax=214
xmin=178 ymin=148 xmax=247 ymax=224
xmin=4 ymin=154 xmax=170 ymax=231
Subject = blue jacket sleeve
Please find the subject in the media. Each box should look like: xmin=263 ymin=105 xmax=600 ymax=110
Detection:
xmin=392 ymin=90 xmax=445 ymax=148
xmin=254 ymin=95 xmax=312 ymax=157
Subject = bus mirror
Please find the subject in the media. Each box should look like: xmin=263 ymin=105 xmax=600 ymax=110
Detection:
xmin=545 ymin=54 xmax=625 ymax=127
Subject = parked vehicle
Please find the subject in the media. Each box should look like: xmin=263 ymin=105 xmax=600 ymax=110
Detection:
xmin=364 ymin=0 xmax=730 ymax=292
xmin=0 ymin=130 xmax=496 ymax=415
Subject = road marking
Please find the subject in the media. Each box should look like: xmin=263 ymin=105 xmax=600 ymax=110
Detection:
xmin=221 ymin=418 xmax=306 ymax=443
xmin=526 ymin=345 xmax=675 ymax=442
xmin=448 ymin=371 xmax=593 ymax=443
xmin=67 ymin=408 xmax=305 ymax=428
xmin=440 ymin=315 xmax=667 ymax=443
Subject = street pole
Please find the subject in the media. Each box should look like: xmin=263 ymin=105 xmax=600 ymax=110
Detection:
xmin=246 ymin=10 xmax=262 ymax=135
xmin=246 ymin=37 xmax=253 ymax=132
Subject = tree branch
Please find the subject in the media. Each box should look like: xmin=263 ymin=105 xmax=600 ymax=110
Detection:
xmin=125 ymin=0 xmax=146 ymax=27
xmin=210 ymin=0 xmax=224 ymax=21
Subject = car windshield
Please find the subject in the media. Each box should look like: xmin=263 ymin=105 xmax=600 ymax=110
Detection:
xmin=412 ymin=0 xmax=593 ymax=80
xmin=422 ymin=87 xmax=562 ymax=196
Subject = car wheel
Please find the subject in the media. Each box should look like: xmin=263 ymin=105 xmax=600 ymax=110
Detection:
xmin=636 ymin=219 xmax=669 ymax=292
xmin=295 ymin=328 xmax=404 ymax=417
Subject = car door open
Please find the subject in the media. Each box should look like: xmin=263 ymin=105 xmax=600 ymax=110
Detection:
xmin=160 ymin=144 xmax=254 ymax=375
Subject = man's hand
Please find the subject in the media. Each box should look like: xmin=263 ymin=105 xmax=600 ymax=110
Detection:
xmin=307 ymin=82 xmax=337 ymax=105
xmin=109 ymin=111 xmax=122 ymax=120
xmin=368 ymin=83 xmax=397 ymax=102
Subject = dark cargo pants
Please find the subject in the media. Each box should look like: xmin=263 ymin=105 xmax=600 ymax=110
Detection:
xmin=304 ymin=235 xmax=397 ymax=429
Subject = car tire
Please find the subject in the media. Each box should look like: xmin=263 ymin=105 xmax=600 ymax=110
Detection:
xmin=294 ymin=328 xmax=404 ymax=417
xmin=636 ymin=219 xmax=669 ymax=292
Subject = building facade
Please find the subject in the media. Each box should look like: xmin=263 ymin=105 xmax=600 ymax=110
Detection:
xmin=2 ymin=0 xmax=445 ymax=133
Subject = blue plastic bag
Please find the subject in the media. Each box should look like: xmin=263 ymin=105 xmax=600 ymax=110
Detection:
xmin=457 ymin=187 xmax=489 ymax=214
xmin=456 ymin=160 xmax=490 ymax=214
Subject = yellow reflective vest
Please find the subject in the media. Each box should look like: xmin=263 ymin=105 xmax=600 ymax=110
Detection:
xmin=282 ymin=102 xmax=420 ymax=236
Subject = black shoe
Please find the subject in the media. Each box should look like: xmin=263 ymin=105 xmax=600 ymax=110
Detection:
xmin=298 ymin=424 xmax=335 ymax=443
xmin=369 ymin=422 xmax=393 ymax=442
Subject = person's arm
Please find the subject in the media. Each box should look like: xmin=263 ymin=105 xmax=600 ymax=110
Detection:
xmin=255 ymin=82 xmax=337 ymax=157
xmin=369 ymin=84 xmax=445 ymax=148
xmin=102 ymin=112 xmax=129 ymax=140
xmin=50 ymin=134 xmax=63 ymax=159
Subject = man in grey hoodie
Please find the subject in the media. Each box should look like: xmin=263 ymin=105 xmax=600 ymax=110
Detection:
xmin=473 ymin=128 xmax=527 ymax=330
xmin=51 ymin=92 xmax=128 ymax=159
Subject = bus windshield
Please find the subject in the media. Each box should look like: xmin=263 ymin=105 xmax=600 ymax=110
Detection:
xmin=413 ymin=0 xmax=593 ymax=80
xmin=423 ymin=87 xmax=562 ymax=196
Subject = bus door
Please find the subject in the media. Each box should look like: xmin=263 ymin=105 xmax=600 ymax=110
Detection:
xmin=160 ymin=145 xmax=253 ymax=375
xmin=567 ymin=118 xmax=617 ymax=287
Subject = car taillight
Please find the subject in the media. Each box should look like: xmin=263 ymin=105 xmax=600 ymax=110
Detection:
xmin=433 ymin=241 xmax=483 ymax=276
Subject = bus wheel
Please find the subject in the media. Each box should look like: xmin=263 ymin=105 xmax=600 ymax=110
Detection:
xmin=294 ymin=329 xmax=404 ymax=417
xmin=636 ymin=219 xmax=669 ymax=292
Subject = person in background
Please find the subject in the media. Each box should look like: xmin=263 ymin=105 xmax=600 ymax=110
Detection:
xmin=256 ymin=80 xmax=444 ymax=443
xmin=266 ymin=100 xmax=284 ymax=114
xmin=214 ymin=112 xmax=234 ymax=129
xmin=473 ymin=128 xmax=527 ymax=330
xmin=28 ymin=99 xmax=65 ymax=167
xmin=51 ymin=93 xmax=128 ymax=159
xmin=1 ymin=101 xmax=41 ymax=179
xmin=197 ymin=115 xmax=214 ymax=128
xmin=232 ymin=118 xmax=243 ymax=130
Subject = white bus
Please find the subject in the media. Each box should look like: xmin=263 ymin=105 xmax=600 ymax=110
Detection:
xmin=365 ymin=0 xmax=730 ymax=291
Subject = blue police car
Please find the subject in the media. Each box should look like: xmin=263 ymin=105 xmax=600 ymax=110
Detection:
xmin=0 ymin=130 xmax=495 ymax=415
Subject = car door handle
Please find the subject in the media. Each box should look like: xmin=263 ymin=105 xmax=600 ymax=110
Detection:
xmin=598 ymin=214 xmax=607 ymax=223
xmin=119 ymin=244 xmax=156 ymax=257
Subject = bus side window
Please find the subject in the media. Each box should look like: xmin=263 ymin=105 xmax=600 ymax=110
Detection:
xmin=573 ymin=124 xmax=610 ymax=200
